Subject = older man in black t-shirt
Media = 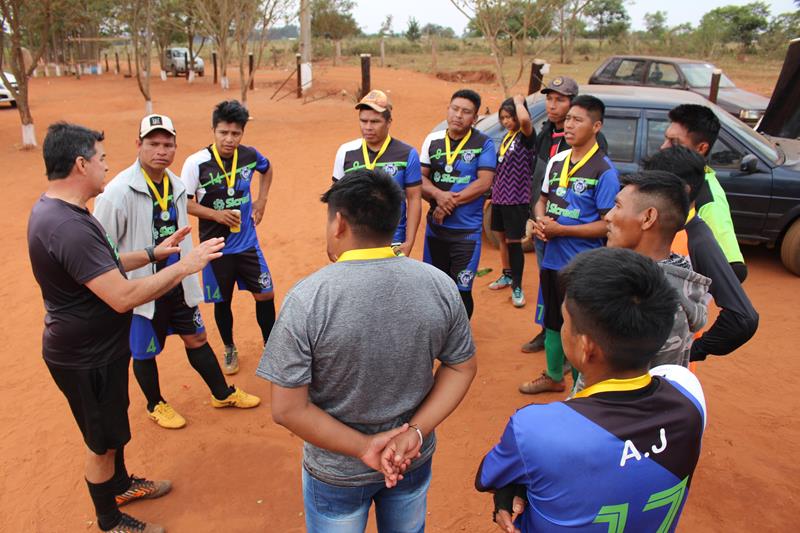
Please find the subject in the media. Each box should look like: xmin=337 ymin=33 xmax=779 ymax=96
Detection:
xmin=28 ymin=123 xmax=224 ymax=533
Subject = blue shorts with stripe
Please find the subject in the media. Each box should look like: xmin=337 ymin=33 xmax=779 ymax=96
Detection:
xmin=423 ymin=223 xmax=482 ymax=291
xmin=130 ymin=285 xmax=205 ymax=360
xmin=202 ymin=246 xmax=273 ymax=303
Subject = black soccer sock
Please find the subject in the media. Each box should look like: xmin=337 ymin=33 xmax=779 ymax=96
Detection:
xmin=255 ymin=299 xmax=276 ymax=344
xmin=132 ymin=358 xmax=164 ymax=412
xmin=508 ymin=242 xmax=524 ymax=290
xmin=186 ymin=343 xmax=233 ymax=400
xmin=459 ymin=290 xmax=474 ymax=319
xmin=214 ymin=300 xmax=235 ymax=346
xmin=112 ymin=447 xmax=130 ymax=494
xmin=86 ymin=476 xmax=122 ymax=531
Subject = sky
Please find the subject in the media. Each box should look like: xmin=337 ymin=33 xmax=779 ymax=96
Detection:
xmin=351 ymin=0 xmax=798 ymax=35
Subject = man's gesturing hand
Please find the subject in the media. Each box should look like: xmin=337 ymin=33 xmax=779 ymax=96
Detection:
xmin=180 ymin=237 xmax=225 ymax=274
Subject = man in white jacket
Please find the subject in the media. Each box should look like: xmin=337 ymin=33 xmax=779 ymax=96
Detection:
xmin=94 ymin=114 xmax=260 ymax=430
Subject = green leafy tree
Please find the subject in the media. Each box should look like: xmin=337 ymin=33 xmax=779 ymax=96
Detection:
xmin=644 ymin=10 xmax=667 ymax=41
xmin=405 ymin=16 xmax=421 ymax=41
xmin=311 ymin=0 xmax=359 ymax=40
xmin=421 ymin=23 xmax=455 ymax=38
xmin=698 ymin=2 xmax=770 ymax=51
xmin=585 ymin=0 xmax=629 ymax=45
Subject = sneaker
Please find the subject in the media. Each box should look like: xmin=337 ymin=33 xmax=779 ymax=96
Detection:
xmin=147 ymin=401 xmax=186 ymax=429
xmin=511 ymin=287 xmax=526 ymax=308
xmin=116 ymin=475 xmax=172 ymax=506
xmin=103 ymin=513 xmax=164 ymax=533
xmin=521 ymin=330 xmax=546 ymax=353
xmin=488 ymin=274 xmax=512 ymax=290
xmin=211 ymin=386 xmax=261 ymax=409
xmin=223 ymin=344 xmax=239 ymax=375
xmin=518 ymin=372 xmax=566 ymax=394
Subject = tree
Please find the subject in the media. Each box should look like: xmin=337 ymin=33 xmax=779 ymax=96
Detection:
xmin=405 ymin=16 xmax=420 ymax=41
xmin=555 ymin=0 xmax=596 ymax=63
xmin=451 ymin=0 xmax=562 ymax=95
xmin=124 ymin=0 xmax=156 ymax=113
xmin=233 ymin=0 xmax=295 ymax=106
xmin=379 ymin=14 xmax=392 ymax=36
xmin=585 ymin=0 xmax=629 ymax=46
xmin=644 ymin=10 xmax=667 ymax=40
xmin=194 ymin=0 xmax=238 ymax=89
xmin=760 ymin=10 xmax=800 ymax=51
xmin=176 ymin=0 xmax=208 ymax=83
xmin=153 ymin=0 xmax=184 ymax=78
xmin=311 ymin=0 xmax=358 ymax=64
xmin=421 ymin=23 xmax=456 ymax=38
xmin=699 ymin=2 xmax=770 ymax=51
xmin=0 ymin=0 xmax=54 ymax=148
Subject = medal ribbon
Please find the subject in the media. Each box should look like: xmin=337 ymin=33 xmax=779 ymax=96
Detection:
xmin=361 ymin=135 xmax=392 ymax=170
xmin=499 ymin=130 xmax=519 ymax=158
xmin=572 ymin=373 xmax=652 ymax=399
xmin=211 ymin=144 xmax=238 ymax=191
xmin=558 ymin=142 xmax=599 ymax=189
xmin=445 ymin=129 xmax=472 ymax=167
xmin=141 ymin=166 xmax=169 ymax=214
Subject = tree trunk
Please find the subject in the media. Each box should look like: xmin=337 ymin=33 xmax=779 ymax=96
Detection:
xmin=334 ymin=40 xmax=341 ymax=66
xmin=431 ymin=35 xmax=437 ymax=74
xmin=380 ymin=37 xmax=385 ymax=67
xmin=17 ymin=95 xmax=36 ymax=148
xmin=145 ymin=100 xmax=153 ymax=114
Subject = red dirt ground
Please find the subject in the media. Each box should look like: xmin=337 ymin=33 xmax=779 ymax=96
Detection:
xmin=1 ymin=64 xmax=798 ymax=532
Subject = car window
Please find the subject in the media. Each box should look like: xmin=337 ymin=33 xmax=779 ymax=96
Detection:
xmin=681 ymin=63 xmax=735 ymax=88
xmin=612 ymin=60 xmax=646 ymax=82
xmin=603 ymin=116 xmax=638 ymax=162
xmin=646 ymin=118 xmax=669 ymax=156
xmin=647 ymin=63 xmax=681 ymax=87
xmin=709 ymin=137 xmax=744 ymax=169
xmin=599 ymin=58 xmax=621 ymax=79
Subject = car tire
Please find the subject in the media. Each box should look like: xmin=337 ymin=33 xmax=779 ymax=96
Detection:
xmin=172 ymin=66 xmax=179 ymax=77
xmin=780 ymin=218 xmax=800 ymax=276
xmin=198 ymin=70 xmax=204 ymax=77
xmin=9 ymin=100 xmax=16 ymax=108
xmin=482 ymin=201 xmax=535 ymax=252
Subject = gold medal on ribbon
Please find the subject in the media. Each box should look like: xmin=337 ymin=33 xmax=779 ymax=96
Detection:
xmin=444 ymin=129 xmax=472 ymax=173
xmin=142 ymin=167 xmax=170 ymax=221
xmin=211 ymin=144 xmax=238 ymax=196
xmin=362 ymin=135 xmax=392 ymax=170
xmin=498 ymin=130 xmax=519 ymax=163
xmin=558 ymin=142 xmax=599 ymax=191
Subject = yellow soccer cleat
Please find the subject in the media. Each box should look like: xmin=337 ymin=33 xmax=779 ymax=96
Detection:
xmin=211 ymin=386 xmax=261 ymax=409
xmin=147 ymin=401 xmax=186 ymax=429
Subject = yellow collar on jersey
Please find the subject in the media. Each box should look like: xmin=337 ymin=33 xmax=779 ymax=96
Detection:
xmin=337 ymin=247 xmax=397 ymax=262
xmin=572 ymin=373 xmax=652 ymax=399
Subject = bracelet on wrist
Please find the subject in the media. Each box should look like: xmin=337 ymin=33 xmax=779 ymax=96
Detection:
xmin=145 ymin=245 xmax=157 ymax=263
xmin=409 ymin=424 xmax=424 ymax=448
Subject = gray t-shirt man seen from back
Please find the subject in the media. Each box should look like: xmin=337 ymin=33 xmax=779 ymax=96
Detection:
xmin=257 ymin=254 xmax=475 ymax=486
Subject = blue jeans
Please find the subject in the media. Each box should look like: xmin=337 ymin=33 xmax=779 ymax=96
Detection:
xmin=302 ymin=458 xmax=433 ymax=533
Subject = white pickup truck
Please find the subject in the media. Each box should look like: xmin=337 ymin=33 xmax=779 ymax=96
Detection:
xmin=163 ymin=48 xmax=204 ymax=77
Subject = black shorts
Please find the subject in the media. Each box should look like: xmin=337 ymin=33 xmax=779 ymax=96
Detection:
xmin=202 ymin=246 xmax=273 ymax=303
xmin=129 ymin=285 xmax=205 ymax=359
xmin=423 ymin=225 xmax=482 ymax=291
xmin=47 ymin=354 xmax=132 ymax=455
xmin=490 ymin=203 xmax=529 ymax=241
xmin=540 ymin=268 xmax=565 ymax=331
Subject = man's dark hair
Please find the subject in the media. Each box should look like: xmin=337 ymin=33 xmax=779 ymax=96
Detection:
xmin=357 ymin=105 xmax=392 ymax=121
xmin=321 ymin=169 xmax=403 ymax=241
xmin=570 ymin=94 xmax=605 ymax=123
xmin=451 ymin=89 xmax=481 ymax=113
xmin=644 ymin=146 xmax=706 ymax=203
xmin=498 ymin=97 xmax=528 ymax=124
xmin=668 ymin=104 xmax=720 ymax=152
xmin=43 ymin=122 xmax=105 ymax=181
xmin=619 ymin=170 xmax=690 ymax=239
xmin=561 ymin=247 xmax=678 ymax=371
xmin=212 ymin=100 xmax=250 ymax=129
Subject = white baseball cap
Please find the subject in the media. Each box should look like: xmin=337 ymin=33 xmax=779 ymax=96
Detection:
xmin=139 ymin=114 xmax=176 ymax=138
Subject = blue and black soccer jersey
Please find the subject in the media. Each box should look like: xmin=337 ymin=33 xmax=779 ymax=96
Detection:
xmin=477 ymin=365 xmax=706 ymax=533
xmin=180 ymin=144 xmax=270 ymax=255
xmin=540 ymin=148 xmax=619 ymax=270
xmin=420 ymin=128 xmax=496 ymax=231
xmin=332 ymin=137 xmax=421 ymax=244
xmin=147 ymin=179 xmax=179 ymax=271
